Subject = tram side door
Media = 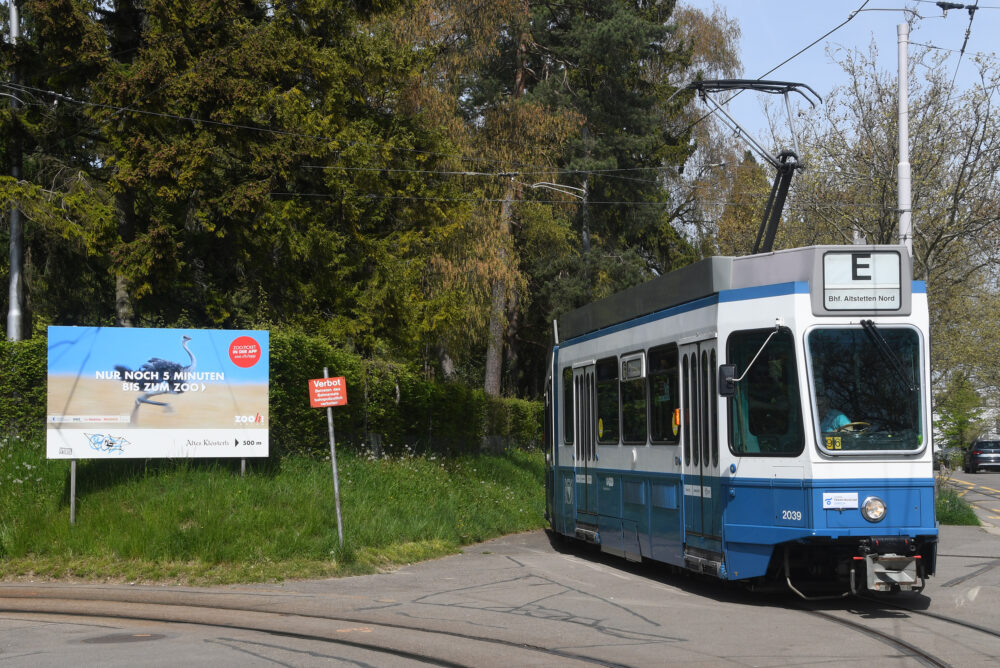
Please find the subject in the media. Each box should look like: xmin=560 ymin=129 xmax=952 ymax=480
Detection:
xmin=573 ymin=364 xmax=597 ymax=517
xmin=681 ymin=339 xmax=722 ymax=554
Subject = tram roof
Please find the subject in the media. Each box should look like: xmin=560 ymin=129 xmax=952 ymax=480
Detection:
xmin=557 ymin=245 xmax=912 ymax=342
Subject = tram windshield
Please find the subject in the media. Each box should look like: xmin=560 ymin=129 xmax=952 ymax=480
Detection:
xmin=808 ymin=326 xmax=922 ymax=452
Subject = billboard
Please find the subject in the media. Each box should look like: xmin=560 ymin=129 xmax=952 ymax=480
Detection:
xmin=47 ymin=327 xmax=269 ymax=459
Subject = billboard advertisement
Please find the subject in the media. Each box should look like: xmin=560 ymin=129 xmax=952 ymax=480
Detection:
xmin=47 ymin=326 xmax=269 ymax=459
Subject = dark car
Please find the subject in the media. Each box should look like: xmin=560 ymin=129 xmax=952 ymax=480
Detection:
xmin=964 ymin=439 xmax=1000 ymax=473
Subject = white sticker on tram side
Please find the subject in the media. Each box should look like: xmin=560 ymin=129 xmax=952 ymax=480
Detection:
xmin=683 ymin=484 xmax=712 ymax=498
xmin=822 ymin=492 xmax=859 ymax=509
xmin=575 ymin=474 xmax=592 ymax=484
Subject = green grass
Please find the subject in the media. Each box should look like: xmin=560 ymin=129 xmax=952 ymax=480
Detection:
xmin=935 ymin=485 xmax=980 ymax=526
xmin=0 ymin=434 xmax=545 ymax=584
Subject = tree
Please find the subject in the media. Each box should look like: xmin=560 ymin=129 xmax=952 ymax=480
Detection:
xmin=467 ymin=0 xmax=740 ymax=394
xmin=3 ymin=0 xmax=469 ymax=361
xmin=934 ymin=372 xmax=986 ymax=454
xmin=783 ymin=43 xmax=1000 ymax=405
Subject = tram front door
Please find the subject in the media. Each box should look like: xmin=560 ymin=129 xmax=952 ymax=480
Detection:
xmin=680 ymin=339 xmax=723 ymax=561
xmin=572 ymin=364 xmax=597 ymax=520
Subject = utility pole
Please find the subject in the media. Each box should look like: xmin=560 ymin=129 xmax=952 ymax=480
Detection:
xmin=897 ymin=22 xmax=913 ymax=257
xmin=6 ymin=0 xmax=23 ymax=341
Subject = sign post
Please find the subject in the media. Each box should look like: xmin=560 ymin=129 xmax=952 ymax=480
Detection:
xmin=309 ymin=370 xmax=347 ymax=547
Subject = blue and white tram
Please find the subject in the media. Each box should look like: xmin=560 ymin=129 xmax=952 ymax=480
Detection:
xmin=544 ymin=245 xmax=937 ymax=596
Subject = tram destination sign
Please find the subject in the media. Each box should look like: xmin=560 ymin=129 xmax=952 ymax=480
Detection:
xmin=822 ymin=251 xmax=901 ymax=312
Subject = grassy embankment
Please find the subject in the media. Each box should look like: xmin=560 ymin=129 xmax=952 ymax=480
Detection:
xmin=2 ymin=435 xmax=980 ymax=584
xmin=935 ymin=485 xmax=980 ymax=525
xmin=0 ymin=434 xmax=545 ymax=584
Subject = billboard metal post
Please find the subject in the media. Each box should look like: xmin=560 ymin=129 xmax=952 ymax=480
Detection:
xmin=323 ymin=368 xmax=345 ymax=548
xmin=69 ymin=460 xmax=77 ymax=526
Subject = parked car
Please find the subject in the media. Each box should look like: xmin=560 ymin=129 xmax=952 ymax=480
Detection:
xmin=963 ymin=439 xmax=1000 ymax=473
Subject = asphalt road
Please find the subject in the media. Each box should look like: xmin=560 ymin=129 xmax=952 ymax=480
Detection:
xmin=2 ymin=478 xmax=999 ymax=666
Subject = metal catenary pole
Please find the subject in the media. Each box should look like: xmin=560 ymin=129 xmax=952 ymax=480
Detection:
xmin=324 ymin=367 xmax=344 ymax=547
xmin=897 ymin=22 xmax=913 ymax=256
xmin=7 ymin=0 xmax=23 ymax=341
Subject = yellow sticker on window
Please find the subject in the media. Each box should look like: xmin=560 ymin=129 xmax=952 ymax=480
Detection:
xmin=598 ymin=418 xmax=604 ymax=438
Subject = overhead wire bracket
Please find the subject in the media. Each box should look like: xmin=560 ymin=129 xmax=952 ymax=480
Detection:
xmin=684 ymin=79 xmax=822 ymax=254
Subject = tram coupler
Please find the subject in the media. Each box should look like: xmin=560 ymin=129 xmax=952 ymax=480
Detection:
xmin=857 ymin=554 xmax=920 ymax=592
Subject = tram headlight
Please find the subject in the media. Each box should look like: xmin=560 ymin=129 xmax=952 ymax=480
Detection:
xmin=861 ymin=496 xmax=887 ymax=523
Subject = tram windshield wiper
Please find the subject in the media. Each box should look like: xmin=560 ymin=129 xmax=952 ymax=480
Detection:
xmin=860 ymin=320 xmax=917 ymax=393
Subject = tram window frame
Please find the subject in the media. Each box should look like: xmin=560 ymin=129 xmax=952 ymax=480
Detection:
xmin=726 ymin=327 xmax=805 ymax=458
xmin=683 ymin=354 xmax=692 ymax=463
xmin=544 ymin=376 xmax=553 ymax=453
xmin=596 ymin=356 xmax=620 ymax=445
xmin=649 ymin=344 xmax=681 ymax=445
xmin=710 ymin=348 xmax=719 ymax=467
xmin=620 ymin=351 xmax=647 ymax=445
xmin=562 ymin=367 xmax=573 ymax=446
xmin=807 ymin=325 xmax=924 ymax=454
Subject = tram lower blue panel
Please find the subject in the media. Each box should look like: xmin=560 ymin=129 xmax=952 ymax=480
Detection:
xmin=558 ymin=470 xmax=575 ymax=535
xmin=598 ymin=473 xmax=622 ymax=518
xmin=722 ymin=476 xmax=938 ymax=580
xmin=650 ymin=482 xmax=682 ymax=565
xmin=551 ymin=467 xmax=937 ymax=582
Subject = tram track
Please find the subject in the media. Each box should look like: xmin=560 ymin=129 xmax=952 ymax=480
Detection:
xmin=0 ymin=588 xmax=629 ymax=668
xmin=798 ymin=593 xmax=1000 ymax=668
xmin=803 ymin=608 xmax=951 ymax=668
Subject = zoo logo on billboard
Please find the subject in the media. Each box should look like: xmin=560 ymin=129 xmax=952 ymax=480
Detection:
xmin=85 ymin=433 xmax=129 ymax=455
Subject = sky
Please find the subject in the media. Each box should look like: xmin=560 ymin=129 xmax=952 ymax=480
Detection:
xmin=682 ymin=0 xmax=1000 ymax=139
xmin=47 ymin=326 xmax=270 ymax=383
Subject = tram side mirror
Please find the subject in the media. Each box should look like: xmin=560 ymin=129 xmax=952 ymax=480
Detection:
xmin=718 ymin=364 xmax=737 ymax=398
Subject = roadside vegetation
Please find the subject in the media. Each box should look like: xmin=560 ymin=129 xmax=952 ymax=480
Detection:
xmin=935 ymin=485 xmax=981 ymax=526
xmin=0 ymin=434 xmax=545 ymax=584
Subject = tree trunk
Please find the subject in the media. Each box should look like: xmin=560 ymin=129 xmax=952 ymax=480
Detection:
xmin=115 ymin=190 xmax=137 ymax=327
xmin=484 ymin=186 xmax=514 ymax=397
xmin=484 ymin=277 xmax=505 ymax=396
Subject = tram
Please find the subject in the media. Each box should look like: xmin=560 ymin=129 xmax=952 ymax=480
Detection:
xmin=544 ymin=245 xmax=937 ymax=596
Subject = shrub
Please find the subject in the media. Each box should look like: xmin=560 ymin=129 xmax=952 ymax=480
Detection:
xmin=0 ymin=337 xmax=47 ymax=438
xmin=1 ymin=329 xmax=542 ymax=459
xmin=936 ymin=487 xmax=979 ymax=525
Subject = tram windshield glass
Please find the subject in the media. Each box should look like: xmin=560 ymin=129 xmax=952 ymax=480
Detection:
xmin=808 ymin=326 xmax=922 ymax=452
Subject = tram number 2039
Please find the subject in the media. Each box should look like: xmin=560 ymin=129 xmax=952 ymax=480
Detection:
xmin=781 ymin=509 xmax=803 ymax=521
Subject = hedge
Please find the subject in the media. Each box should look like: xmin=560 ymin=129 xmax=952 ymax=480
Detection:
xmin=0 ymin=330 xmax=542 ymax=457
xmin=0 ymin=336 xmax=47 ymax=437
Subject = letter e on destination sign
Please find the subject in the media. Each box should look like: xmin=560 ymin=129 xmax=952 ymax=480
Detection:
xmin=309 ymin=376 xmax=348 ymax=408
xmin=822 ymin=251 xmax=901 ymax=311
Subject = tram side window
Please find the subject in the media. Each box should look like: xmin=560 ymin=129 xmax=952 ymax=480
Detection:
xmin=596 ymin=357 xmax=620 ymax=444
xmin=649 ymin=344 xmax=680 ymax=444
xmin=562 ymin=367 xmax=573 ymax=445
xmin=727 ymin=328 xmax=804 ymax=456
xmin=621 ymin=356 xmax=647 ymax=444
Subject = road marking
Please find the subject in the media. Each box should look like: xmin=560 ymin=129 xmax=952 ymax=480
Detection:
xmin=560 ymin=555 xmax=632 ymax=580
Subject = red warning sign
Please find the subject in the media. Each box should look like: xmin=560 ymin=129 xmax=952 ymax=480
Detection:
xmin=309 ymin=376 xmax=348 ymax=408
